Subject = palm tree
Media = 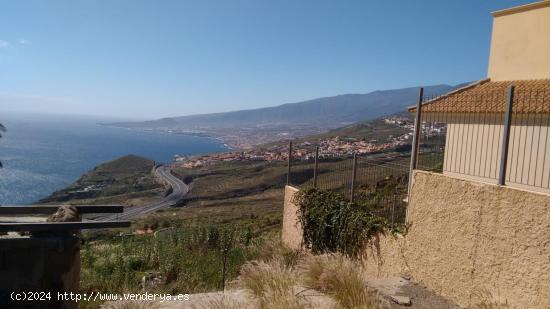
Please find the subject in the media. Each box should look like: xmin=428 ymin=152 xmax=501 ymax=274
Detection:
xmin=0 ymin=123 xmax=5 ymax=168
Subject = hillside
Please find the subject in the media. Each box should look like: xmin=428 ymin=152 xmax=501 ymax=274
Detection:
xmin=104 ymin=84 xmax=466 ymax=149
xmin=39 ymin=154 xmax=165 ymax=206
xmin=109 ymin=84 xmax=459 ymax=130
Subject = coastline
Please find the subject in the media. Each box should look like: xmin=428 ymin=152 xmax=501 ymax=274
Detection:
xmin=99 ymin=123 xmax=237 ymax=151
xmin=0 ymin=119 xmax=228 ymax=205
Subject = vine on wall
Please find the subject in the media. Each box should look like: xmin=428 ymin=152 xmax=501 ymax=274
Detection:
xmin=293 ymin=188 xmax=390 ymax=257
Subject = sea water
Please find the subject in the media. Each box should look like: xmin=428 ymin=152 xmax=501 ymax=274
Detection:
xmin=0 ymin=112 xmax=226 ymax=204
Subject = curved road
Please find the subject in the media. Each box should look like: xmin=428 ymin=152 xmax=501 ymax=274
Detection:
xmin=101 ymin=165 xmax=189 ymax=221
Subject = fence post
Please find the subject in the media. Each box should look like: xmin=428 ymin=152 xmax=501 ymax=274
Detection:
xmin=350 ymin=154 xmax=358 ymax=203
xmin=406 ymin=87 xmax=424 ymax=223
xmin=391 ymin=195 xmax=395 ymax=226
xmin=313 ymin=146 xmax=319 ymax=188
xmin=286 ymin=141 xmax=293 ymax=186
xmin=498 ymin=85 xmax=515 ymax=186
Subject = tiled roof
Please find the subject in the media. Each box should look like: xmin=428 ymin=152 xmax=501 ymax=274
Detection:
xmin=408 ymin=79 xmax=550 ymax=114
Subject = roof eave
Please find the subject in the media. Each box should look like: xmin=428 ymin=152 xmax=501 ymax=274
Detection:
xmin=491 ymin=0 xmax=550 ymax=17
xmin=407 ymin=79 xmax=491 ymax=113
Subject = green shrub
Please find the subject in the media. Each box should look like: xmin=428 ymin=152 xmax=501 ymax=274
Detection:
xmin=294 ymin=188 xmax=388 ymax=257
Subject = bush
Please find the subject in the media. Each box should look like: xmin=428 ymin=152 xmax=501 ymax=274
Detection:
xmin=294 ymin=188 xmax=388 ymax=257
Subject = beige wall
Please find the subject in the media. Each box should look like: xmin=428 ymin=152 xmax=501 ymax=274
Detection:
xmin=371 ymin=171 xmax=550 ymax=308
xmin=505 ymin=114 xmax=550 ymax=191
xmin=436 ymin=113 xmax=550 ymax=195
xmin=281 ymin=185 xmax=303 ymax=250
xmin=442 ymin=113 xmax=503 ymax=183
xmin=282 ymin=171 xmax=550 ymax=308
xmin=488 ymin=1 xmax=550 ymax=81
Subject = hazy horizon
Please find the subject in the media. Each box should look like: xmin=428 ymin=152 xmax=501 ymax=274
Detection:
xmin=2 ymin=80 xmax=466 ymax=121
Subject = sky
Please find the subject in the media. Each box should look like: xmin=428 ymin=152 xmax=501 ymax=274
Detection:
xmin=0 ymin=0 xmax=537 ymax=119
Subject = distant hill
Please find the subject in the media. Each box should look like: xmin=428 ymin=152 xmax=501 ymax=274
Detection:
xmin=39 ymin=155 xmax=165 ymax=206
xmin=108 ymin=83 xmax=467 ymax=130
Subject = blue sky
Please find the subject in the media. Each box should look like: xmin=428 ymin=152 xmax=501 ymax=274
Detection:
xmin=0 ymin=0 xmax=535 ymax=119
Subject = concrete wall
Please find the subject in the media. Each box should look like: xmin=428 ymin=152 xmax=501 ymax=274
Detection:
xmin=281 ymin=185 xmax=302 ymax=250
xmin=369 ymin=171 xmax=550 ymax=308
xmin=488 ymin=1 xmax=550 ymax=81
xmin=282 ymin=171 xmax=550 ymax=308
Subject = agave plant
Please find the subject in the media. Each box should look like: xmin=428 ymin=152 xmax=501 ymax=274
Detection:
xmin=0 ymin=123 xmax=5 ymax=168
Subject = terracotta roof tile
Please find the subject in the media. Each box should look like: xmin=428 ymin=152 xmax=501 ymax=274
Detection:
xmin=408 ymin=79 xmax=550 ymax=114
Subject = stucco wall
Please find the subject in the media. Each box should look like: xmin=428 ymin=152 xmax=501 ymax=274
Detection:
xmin=281 ymin=185 xmax=303 ymax=250
xmin=365 ymin=171 xmax=550 ymax=308
xmin=282 ymin=171 xmax=550 ymax=308
xmin=488 ymin=1 xmax=550 ymax=81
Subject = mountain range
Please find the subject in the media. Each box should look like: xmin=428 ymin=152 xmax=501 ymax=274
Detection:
xmin=108 ymin=83 xmax=468 ymax=131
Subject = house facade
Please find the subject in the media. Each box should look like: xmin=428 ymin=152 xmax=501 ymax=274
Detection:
xmin=488 ymin=1 xmax=550 ymax=81
xmin=410 ymin=0 xmax=550 ymax=194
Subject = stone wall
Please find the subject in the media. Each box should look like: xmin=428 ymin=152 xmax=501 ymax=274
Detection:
xmin=282 ymin=171 xmax=550 ymax=308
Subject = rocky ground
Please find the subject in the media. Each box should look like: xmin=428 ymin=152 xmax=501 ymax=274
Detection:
xmin=102 ymin=277 xmax=460 ymax=309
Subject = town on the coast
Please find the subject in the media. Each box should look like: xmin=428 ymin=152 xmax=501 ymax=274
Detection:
xmin=172 ymin=116 xmax=447 ymax=168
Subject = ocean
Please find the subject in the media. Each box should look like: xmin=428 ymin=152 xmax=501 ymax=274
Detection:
xmin=0 ymin=112 xmax=227 ymax=205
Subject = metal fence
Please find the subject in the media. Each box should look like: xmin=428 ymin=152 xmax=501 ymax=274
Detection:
xmin=414 ymin=84 xmax=550 ymax=193
xmin=287 ymin=144 xmax=409 ymax=225
xmin=286 ymin=83 xmax=550 ymax=226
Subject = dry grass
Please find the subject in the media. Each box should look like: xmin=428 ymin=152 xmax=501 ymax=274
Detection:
xmin=237 ymin=258 xmax=306 ymax=309
xmin=135 ymin=188 xmax=283 ymax=234
xmin=235 ymin=251 xmax=381 ymax=309
xmin=472 ymin=290 xmax=510 ymax=309
xmin=301 ymin=254 xmax=378 ymax=309
xmin=174 ymin=161 xmax=287 ymax=201
xmin=473 ymin=303 xmax=511 ymax=309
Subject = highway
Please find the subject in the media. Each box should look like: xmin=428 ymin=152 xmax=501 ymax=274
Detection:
xmin=99 ymin=165 xmax=189 ymax=221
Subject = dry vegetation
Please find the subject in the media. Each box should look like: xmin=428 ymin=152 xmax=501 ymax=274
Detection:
xmin=79 ymin=140 xmax=411 ymax=308
xmin=175 ymin=161 xmax=287 ymax=201
xmin=301 ymin=255 xmax=375 ymax=308
xmin=136 ymin=189 xmax=282 ymax=233
xmin=238 ymin=259 xmax=302 ymax=308
xmin=471 ymin=290 xmax=511 ymax=309
xmin=80 ymin=160 xmax=288 ymax=308
xmin=235 ymin=251 xmax=382 ymax=309
xmin=132 ymin=160 xmax=288 ymax=233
